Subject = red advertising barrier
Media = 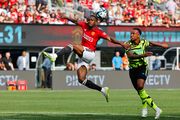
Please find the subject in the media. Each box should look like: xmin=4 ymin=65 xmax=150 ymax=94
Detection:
xmin=6 ymin=80 xmax=28 ymax=91
xmin=17 ymin=80 xmax=27 ymax=90
xmin=0 ymin=24 xmax=179 ymax=47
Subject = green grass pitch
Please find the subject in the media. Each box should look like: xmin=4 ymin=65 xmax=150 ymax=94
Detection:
xmin=0 ymin=89 xmax=179 ymax=120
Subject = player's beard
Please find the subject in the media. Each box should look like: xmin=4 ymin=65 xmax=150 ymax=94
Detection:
xmin=88 ymin=22 xmax=96 ymax=29
xmin=88 ymin=24 xmax=94 ymax=29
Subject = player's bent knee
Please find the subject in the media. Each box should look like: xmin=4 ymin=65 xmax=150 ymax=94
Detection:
xmin=137 ymin=86 xmax=144 ymax=90
xmin=78 ymin=79 xmax=87 ymax=85
xmin=78 ymin=78 xmax=83 ymax=84
xmin=73 ymin=44 xmax=80 ymax=50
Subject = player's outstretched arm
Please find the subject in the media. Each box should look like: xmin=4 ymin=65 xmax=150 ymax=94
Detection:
xmin=60 ymin=14 xmax=78 ymax=24
xmin=127 ymin=51 xmax=153 ymax=59
xmin=150 ymin=42 xmax=168 ymax=48
xmin=106 ymin=37 xmax=130 ymax=49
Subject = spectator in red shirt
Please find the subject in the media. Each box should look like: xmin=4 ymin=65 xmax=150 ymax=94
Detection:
xmin=78 ymin=0 xmax=93 ymax=9
xmin=56 ymin=9 xmax=67 ymax=24
xmin=43 ymin=14 xmax=129 ymax=102
xmin=65 ymin=0 xmax=73 ymax=7
xmin=162 ymin=13 xmax=171 ymax=27
xmin=17 ymin=9 xmax=25 ymax=23
xmin=0 ymin=0 xmax=8 ymax=8
xmin=9 ymin=0 xmax=18 ymax=8
xmin=7 ymin=7 xmax=18 ymax=23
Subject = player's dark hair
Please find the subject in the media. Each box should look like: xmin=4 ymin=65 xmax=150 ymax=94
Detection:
xmin=133 ymin=28 xmax=142 ymax=35
xmin=90 ymin=14 xmax=98 ymax=21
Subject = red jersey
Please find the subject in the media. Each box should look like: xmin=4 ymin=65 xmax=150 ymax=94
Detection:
xmin=78 ymin=21 xmax=108 ymax=51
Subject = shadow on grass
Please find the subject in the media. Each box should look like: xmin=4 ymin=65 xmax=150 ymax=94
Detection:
xmin=0 ymin=113 xmax=179 ymax=120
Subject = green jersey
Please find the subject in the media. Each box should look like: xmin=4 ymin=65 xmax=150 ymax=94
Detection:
xmin=125 ymin=39 xmax=150 ymax=68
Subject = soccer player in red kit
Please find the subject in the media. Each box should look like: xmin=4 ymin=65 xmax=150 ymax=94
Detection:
xmin=43 ymin=14 xmax=128 ymax=102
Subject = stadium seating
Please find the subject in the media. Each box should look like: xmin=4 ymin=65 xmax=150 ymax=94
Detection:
xmin=0 ymin=0 xmax=179 ymax=26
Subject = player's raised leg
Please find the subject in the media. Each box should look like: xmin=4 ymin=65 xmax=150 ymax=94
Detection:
xmin=42 ymin=51 xmax=57 ymax=62
xmin=77 ymin=65 xmax=109 ymax=102
xmin=42 ymin=44 xmax=74 ymax=62
xmin=56 ymin=44 xmax=73 ymax=57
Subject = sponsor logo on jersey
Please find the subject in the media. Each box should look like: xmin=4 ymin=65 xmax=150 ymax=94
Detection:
xmin=83 ymin=33 xmax=93 ymax=42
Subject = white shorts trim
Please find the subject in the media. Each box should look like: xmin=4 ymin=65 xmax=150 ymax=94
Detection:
xmin=77 ymin=47 xmax=95 ymax=70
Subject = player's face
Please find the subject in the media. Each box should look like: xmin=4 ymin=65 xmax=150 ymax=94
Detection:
xmin=130 ymin=30 xmax=140 ymax=41
xmin=22 ymin=51 xmax=26 ymax=56
xmin=87 ymin=16 xmax=97 ymax=27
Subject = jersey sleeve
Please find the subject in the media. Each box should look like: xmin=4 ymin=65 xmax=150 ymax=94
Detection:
xmin=124 ymin=41 xmax=131 ymax=53
xmin=99 ymin=30 xmax=109 ymax=39
xmin=77 ymin=21 xmax=86 ymax=28
xmin=144 ymin=39 xmax=150 ymax=47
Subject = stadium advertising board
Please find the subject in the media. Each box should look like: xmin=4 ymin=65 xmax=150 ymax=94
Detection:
xmin=0 ymin=24 xmax=179 ymax=47
xmin=0 ymin=24 xmax=77 ymax=46
xmin=52 ymin=70 xmax=180 ymax=90
xmin=0 ymin=71 xmax=36 ymax=90
xmin=107 ymin=26 xmax=180 ymax=47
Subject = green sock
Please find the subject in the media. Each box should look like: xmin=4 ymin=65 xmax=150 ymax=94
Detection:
xmin=138 ymin=89 xmax=148 ymax=108
xmin=138 ymin=89 xmax=158 ymax=110
xmin=142 ymin=99 xmax=147 ymax=109
xmin=146 ymin=96 xmax=158 ymax=110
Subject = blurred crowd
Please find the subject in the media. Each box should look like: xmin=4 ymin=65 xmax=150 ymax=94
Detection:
xmin=0 ymin=0 xmax=179 ymax=26
xmin=0 ymin=0 xmax=68 ymax=24
xmin=0 ymin=51 xmax=14 ymax=71
xmin=0 ymin=51 xmax=29 ymax=71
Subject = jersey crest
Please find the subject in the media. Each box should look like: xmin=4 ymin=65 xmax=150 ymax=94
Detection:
xmin=91 ymin=32 xmax=95 ymax=36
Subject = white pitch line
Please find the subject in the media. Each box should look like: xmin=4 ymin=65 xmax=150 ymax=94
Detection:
xmin=0 ymin=112 xmax=179 ymax=118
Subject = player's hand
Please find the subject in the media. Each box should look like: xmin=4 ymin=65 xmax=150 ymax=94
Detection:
xmin=144 ymin=52 xmax=153 ymax=57
xmin=122 ymin=43 xmax=131 ymax=50
xmin=161 ymin=43 xmax=168 ymax=48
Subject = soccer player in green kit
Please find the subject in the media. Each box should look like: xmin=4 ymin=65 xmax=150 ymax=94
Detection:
xmin=125 ymin=28 xmax=168 ymax=119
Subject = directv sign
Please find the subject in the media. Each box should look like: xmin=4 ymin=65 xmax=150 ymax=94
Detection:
xmin=0 ymin=71 xmax=36 ymax=90
xmin=52 ymin=71 xmax=180 ymax=90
